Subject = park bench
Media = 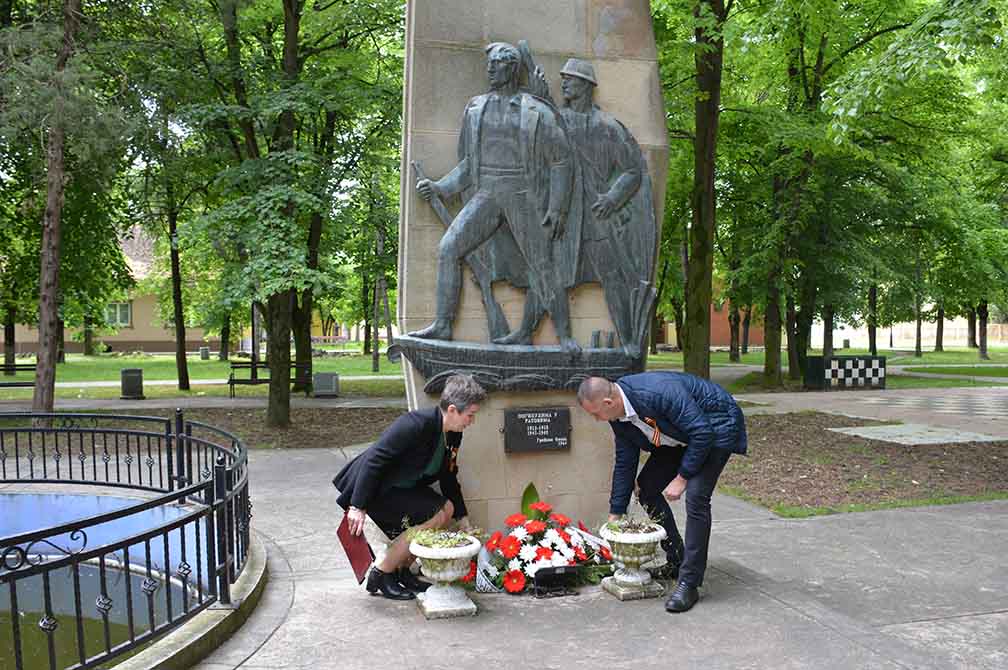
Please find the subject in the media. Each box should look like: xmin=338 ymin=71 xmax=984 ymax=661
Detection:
xmin=227 ymin=361 xmax=312 ymax=398
xmin=0 ymin=363 xmax=36 ymax=388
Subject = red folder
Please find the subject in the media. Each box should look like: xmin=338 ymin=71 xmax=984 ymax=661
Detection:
xmin=337 ymin=511 xmax=374 ymax=584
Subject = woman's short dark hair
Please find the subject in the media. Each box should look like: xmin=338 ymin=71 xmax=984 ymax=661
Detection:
xmin=439 ymin=374 xmax=487 ymax=413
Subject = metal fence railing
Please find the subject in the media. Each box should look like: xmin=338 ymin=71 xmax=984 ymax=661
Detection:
xmin=0 ymin=410 xmax=252 ymax=670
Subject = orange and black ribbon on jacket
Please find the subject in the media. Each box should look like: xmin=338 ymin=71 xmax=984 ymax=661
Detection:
xmin=643 ymin=417 xmax=663 ymax=447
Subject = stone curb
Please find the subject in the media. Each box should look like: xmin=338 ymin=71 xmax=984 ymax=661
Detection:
xmin=113 ymin=532 xmax=269 ymax=670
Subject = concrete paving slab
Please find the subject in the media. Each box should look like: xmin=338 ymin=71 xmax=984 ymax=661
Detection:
xmin=827 ymin=423 xmax=1001 ymax=445
xmin=881 ymin=611 xmax=1008 ymax=670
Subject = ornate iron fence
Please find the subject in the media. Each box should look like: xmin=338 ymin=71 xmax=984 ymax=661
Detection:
xmin=0 ymin=410 xmax=252 ymax=670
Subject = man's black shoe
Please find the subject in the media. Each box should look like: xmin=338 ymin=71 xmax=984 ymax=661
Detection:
xmin=365 ymin=567 xmax=415 ymax=600
xmin=396 ymin=567 xmax=431 ymax=593
xmin=664 ymin=580 xmax=699 ymax=613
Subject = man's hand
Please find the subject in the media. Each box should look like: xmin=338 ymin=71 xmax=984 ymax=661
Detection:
xmin=662 ymin=475 xmax=687 ymax=501
xmin=347 ymin=506 xmax=367 ymax=536
xmin=416 ymin=178 xmax=440 ymax=202
xmin=591 ymin=193 xmax=617 ymax=219
xmin=543 ymin=209 xmax=565 ymax=239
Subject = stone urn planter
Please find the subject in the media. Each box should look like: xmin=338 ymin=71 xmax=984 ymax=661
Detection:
xmin=598 ymin=522 xmax=667 ymax=601
xmin=408 ymin=533 xmax=481 ymax=619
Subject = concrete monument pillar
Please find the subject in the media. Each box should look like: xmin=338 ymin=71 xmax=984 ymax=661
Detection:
xmin=397 ymin=0 xmax=669 ymax=528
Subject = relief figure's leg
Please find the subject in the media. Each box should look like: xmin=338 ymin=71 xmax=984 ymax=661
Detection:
xmin=409 ymin=192 xmax=502 ymax=340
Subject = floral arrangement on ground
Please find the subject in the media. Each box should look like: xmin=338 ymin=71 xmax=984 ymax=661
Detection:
xmin=466 ymin=500 xmax=614 ymax=594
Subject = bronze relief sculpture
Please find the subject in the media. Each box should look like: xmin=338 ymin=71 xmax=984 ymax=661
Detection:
xmin=395 ymin=42 xmax=657 ymax=392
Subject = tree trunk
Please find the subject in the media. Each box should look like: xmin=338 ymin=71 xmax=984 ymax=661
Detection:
xmin=291 ymin=290 xmax=312 ymax=392
xmin=934 ymin=304 xmax=944 ymax=352
xmin=914 ymin=301 xmax=923 ymax=358
xmin=683 ymin=0 xmax=726 ymax=380
xmin=169 ymin=206 xmax=190 ymax=390
xmin=822 ymin=303 xmax=834 ymax=359
xmin=794 ymin=277 xmax=817 ymax=380
xmin=3 ymin=309 xmax=14 ymax=374
xmin=967 ymin=307 xmax=977 ymax=348
xmin=728 ymin=301 xmax=740 ymax=362
xmin=219 ymin=312 xmax=231 ymax=361
xmin=33 ymin=0 xmax=80 ymax=412
xmin=372 ymin=282 xmax=381 ymax=373
xmin=867 ymin=285 xmax=877 ymax=356
xmin=56 ymin=317 xmax=65 ymax=363
xmin=650 ymin=255 xmax=670 ymax=356
xmin=741 ymin=304 xmax=751 ymax=355
xmin=763 ymin=274 xmax=783 ymax=387
xmin=265 ymin=290 xmax=292 ymax=427
xmin=1 ymin=0 xmax=12 ymax=27
xmin=83 ymin=315 xmax=95 ymax=356
xmin=671 ymin=297 xmax=685 ymax=351
xmin=978 ymin=300 xmax=989 ymax=360
xmin=786 ymin=295 xmax=800 ymax=380
xmin=361 ymin=275 xmax=372 ymax=355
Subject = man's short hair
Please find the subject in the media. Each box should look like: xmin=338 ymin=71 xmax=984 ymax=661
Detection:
xmin=576 ymin=376 xmax=615 ymax=405
xmin=486 ymin=42 xmax=520 ymax=64
xmin=439 ymin=374 xmax=488 ymax=412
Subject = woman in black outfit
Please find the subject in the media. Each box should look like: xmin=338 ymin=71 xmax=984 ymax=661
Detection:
xmin=332 ymin=374 xmax=486 ymax=600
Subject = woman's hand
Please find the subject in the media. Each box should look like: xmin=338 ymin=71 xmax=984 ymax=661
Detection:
xmin=347 ymin=506 xmax=367 ymax=536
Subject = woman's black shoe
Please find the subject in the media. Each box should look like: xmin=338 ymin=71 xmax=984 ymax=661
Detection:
xmin=365 ymin=567 xmax=415 ymax=600
xmin=396 ymin=568 xmax=431 ymax=593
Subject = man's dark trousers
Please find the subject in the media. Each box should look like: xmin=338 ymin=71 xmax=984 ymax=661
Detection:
xmin=636 ymin=445 xmax=733 ymax=588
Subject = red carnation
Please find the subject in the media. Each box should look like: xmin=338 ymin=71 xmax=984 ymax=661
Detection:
xmin=505 ymin=513 xmax=528 ymax=527
xmin=499 ymin=535 xmax=521 ymax=559
xmin=534 ymin=546 xmax=554 ymax=561
xmin=574 ymin=546 xmax=587 ymax=561
xmin=524 ymin=520 xmax=547 ymax=535
xmin=529 ymin=501 xmax=553 ymax=514
xmin=486 ymin=531 xmax=503 ymax=552
xmin=599 ymin=546 xmax=612 ymax=561
xmin=557 ymin=529 xmax=572 ymax=545
xmin=550 ymin=513 xmax=571 ymax=527
xmin=461 ymin=560 xmax=477 ymax=583
xmin=578 ymin=520 xmax=589 ymax=533
xmin=503 ymin=569 xmax=526 ymax=594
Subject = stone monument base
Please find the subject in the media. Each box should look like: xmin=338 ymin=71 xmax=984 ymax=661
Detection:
xmin=416 ymin=584 xmax=478 ymax=619
xmin=601 ymin=575 xmax=665 ymax=601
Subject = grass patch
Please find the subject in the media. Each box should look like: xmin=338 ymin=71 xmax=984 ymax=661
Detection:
xmin=901 ymin=365 xmax=1008 ymax=377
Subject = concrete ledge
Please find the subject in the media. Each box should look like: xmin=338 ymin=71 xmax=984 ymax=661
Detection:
xmin=113 ymin=532 xmax=269 ymax=670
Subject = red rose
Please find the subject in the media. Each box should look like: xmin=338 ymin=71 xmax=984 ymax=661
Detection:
xmin=550 ymin=513 xmax=571 ymax=527
xmin=599 ymin=546 xmax=612 ymax=561
xmin=486 ymin=531 xmax=503 ymax=552
xmin=461 ymin=560 xmax=477 ymax=583
xmin=503 ymin=569 xmax=526 ymax=594
xmin=505 ymin=513 xmax=528 ymax=527
xmin=534 ymin=546 xmax=554 ymax=561
xmin=529 ymin=501 xmax=553 ymax=514
xmin=524 ymin=520 xmax=547 ymax=535
xmin=574 ymin=546 xmax=587 ymax=561
xmin=499 ymin=535 xmax=521 ymax=559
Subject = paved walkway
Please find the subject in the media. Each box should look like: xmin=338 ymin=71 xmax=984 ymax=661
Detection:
xmin=158 ymin=385 xmax=1006 ymax=670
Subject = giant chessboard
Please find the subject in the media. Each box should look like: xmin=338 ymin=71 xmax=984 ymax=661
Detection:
xmin=805 ymin=355 xmax=886 ymax=391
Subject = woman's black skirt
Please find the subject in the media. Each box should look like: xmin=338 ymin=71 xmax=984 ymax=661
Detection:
xmin=367 ymin=485 xmax=446 ymax=539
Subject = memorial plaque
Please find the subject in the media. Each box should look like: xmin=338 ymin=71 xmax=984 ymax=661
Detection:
xmin=503 ymin=408 xmax=571 ymax=453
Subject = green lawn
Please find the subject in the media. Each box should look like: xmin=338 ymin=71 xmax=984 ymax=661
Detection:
xmin=901 ymin=365 xmax=1008 ymax=377
xmin=724 ymin=371 xmax=1006 ymax=394
xmin=0 ymin=352 xmax=402 ymax=384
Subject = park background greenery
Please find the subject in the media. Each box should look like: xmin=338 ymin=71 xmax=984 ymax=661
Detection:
xmin=1 ymin=0 xmax=1007 ymax=426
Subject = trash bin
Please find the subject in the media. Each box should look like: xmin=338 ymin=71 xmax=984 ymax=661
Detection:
xmin=120 ymin=368 xmax=145 ymax=400
xmin=313 ymin=372 xmax=340 ymax=397
xmin=842 ymin=339 xmax=850 ymax=350
xmin=199 ymin=346 xmax=210 ymax=361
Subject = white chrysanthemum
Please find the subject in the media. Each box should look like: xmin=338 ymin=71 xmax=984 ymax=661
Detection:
xmin=543 ymin=528 xmax=561 ymax=544
xmin=560 ymin=545 xmax=575 ymax=560
xmin=519 ymin=543 xmax=539 ymax=562
xmin=507 ymin=558 xmax=522 ymax=573
xmin=551 ymin=553 xmax=569 ymax=567
xmin=567 ymin=529 xmax=585 ymax=546
xmin=524 ymin=561 xmax=540 ymax=577
xmin=509 ymin=526 xmax=528 ymax=541
xmin=539 ymin=538 xmax=553 ymax=548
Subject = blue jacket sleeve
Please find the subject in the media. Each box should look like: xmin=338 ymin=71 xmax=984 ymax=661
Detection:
xmin=609 ymin=424 xmax=641 ymax=515
xmin=658 ymin=386 xmax=715 ymax=480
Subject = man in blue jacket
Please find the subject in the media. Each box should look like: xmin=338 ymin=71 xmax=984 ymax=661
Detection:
xmin=577 ymin=372 xmax=747 ymax=612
